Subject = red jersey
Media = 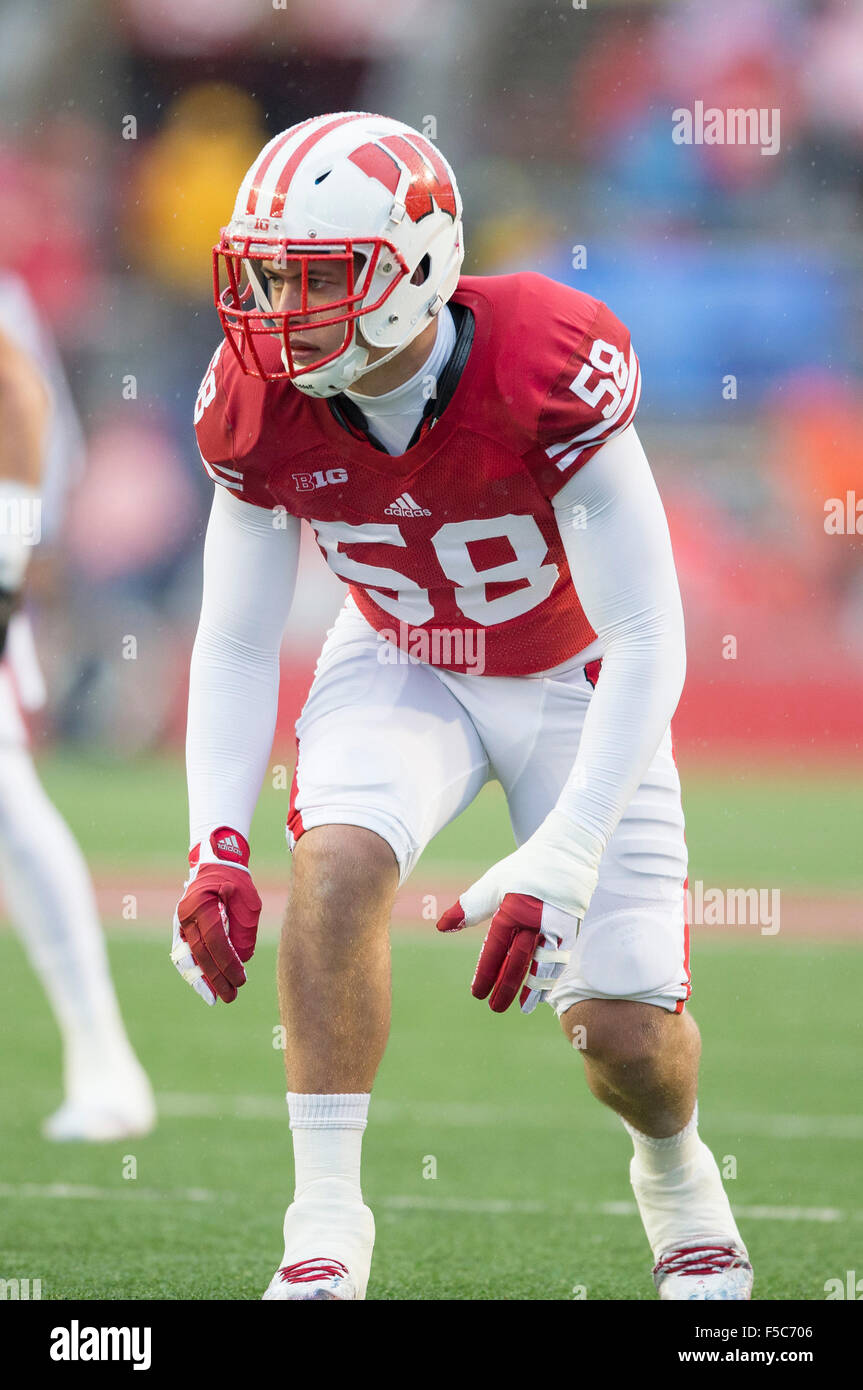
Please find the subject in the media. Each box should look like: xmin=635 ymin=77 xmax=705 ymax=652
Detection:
xmin=194 ymin=272 xmax=641 ymax=676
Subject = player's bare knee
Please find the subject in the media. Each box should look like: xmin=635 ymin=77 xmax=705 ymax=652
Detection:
xmin=289 ymin=823 xmax=399 ymax=928
xmin=562 ymin=998 xmax=668 ymax=1071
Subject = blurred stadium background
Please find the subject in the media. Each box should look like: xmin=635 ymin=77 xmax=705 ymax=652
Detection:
xmin=0 ymin=0 xmax=860 ymax=1300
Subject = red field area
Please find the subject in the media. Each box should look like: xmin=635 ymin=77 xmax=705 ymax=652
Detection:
xmin=256 ymin=664 xmax=863 ymax=762
xmin=88 ymin=875 xmax=860 ymax=941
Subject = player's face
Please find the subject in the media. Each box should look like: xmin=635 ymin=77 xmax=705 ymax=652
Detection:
xmin=259 ymin=254 xmax=363 ymax=364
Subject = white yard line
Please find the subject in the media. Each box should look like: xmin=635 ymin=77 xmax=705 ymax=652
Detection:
xmin=153 ymin=1091 xmax=863 ymax=1140
xmin=0 ymin=1181 xmax=856 ymax=1225
xmin=4 ymin=1087 xmax=858 ymax=1139
xmin=382 ymin=1196 xmax=854 ymax=1224
xmin=0 ymin=1181 xmax=215 ymax=1203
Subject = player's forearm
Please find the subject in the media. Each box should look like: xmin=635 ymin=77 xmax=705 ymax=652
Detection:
xmin=557 ymin=613 xmax=685 ymax=848
xmin=186 ymin=486 xmax=300 ymax=845
xmin=552 ymin=425 xmax=686 ymax=848
xmin=187 ymin=627 xmax=282 ymax=843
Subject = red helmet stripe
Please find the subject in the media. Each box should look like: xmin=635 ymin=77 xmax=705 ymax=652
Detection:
xmin=269 ymin=111 xmax=371 ymax=219
xmin=414 ymin=139 xmax=458 ymax=220
xmin=378 ymin=134 xmax=457 ymax=221
xmin=246 ymin=118 xmax=319 ymax=217
xmin=347 ymin=142 xmax=402 ymax=197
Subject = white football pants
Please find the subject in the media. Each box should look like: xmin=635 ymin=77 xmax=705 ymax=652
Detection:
xmin=288 ymin=597 xmax=691 ymax=1015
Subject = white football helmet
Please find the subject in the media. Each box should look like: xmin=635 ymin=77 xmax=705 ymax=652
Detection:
xmin=213 ymin=111 xmax=464 ymax=396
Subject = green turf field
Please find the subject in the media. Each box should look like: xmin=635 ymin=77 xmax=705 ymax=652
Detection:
xmin=1 ymin=753 xmax=861 ymax=1300
xmin=1 ymin=933 xmax=861 ymax=1300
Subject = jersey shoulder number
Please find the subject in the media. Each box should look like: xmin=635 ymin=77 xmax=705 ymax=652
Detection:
xmin=528 ymin=288 xmax=641 ymax=499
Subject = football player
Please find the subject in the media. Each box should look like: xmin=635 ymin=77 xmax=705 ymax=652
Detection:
xmin=0 ymin=280 xmax=155 ymax=1141
xmin=174 ymin=113 xmax=752 ymax=1300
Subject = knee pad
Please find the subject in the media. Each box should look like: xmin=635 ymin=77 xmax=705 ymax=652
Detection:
xmin=573 ymin=901 xmax=685 ymax=1000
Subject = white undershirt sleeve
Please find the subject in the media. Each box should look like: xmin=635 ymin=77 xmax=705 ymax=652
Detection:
xmin=186 ymin=485 xmax=300 ymax=846
xmin=550 ymin=424 xmax=686 ymax=849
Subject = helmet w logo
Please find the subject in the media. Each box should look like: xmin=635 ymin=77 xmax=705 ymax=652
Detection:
xmin=349 ymin=135 xmax=457 ymax=222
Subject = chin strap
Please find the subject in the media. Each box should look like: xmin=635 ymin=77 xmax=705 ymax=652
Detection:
xmin=297 ymin=290 xmax=471 ymax=401
xmin=282 ymin=334 xmax=371 ymax=397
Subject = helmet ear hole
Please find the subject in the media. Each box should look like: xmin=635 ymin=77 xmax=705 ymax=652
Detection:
xmin=411 ymin=253 xmax=431 ymax=287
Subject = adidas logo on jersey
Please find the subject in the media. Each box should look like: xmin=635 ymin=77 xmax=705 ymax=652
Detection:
xmin=385 ymin=492 xmax=431 ymax=518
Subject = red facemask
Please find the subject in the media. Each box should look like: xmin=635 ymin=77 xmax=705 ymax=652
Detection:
xmin=213 ymin=232 xmax=409 ymax=382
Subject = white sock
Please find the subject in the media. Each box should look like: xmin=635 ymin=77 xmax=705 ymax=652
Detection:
xmin=623 ymin=1102 xmax=746 ymax=1258
xmin=622 ymin=1102 xmax=701 ymax=1175
xmin=287 ymin=1092 xmax=369 ymax=1202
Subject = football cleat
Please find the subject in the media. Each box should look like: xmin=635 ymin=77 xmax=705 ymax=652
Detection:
xmin=653 ymin=1243 xmax=754 ymax=1300
xmin=262 ymin=1178 xmax=375 ymax=1301
xmin=263 ymin=1258 xmax=357 ymax=1301
xmin=42 ymin=1062 xmax=156 ymax=1143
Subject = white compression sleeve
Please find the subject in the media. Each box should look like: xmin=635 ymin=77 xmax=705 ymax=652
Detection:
xmin=551 ymin=424 xmax=686 ymax=847
xmin=187 ymin=485 xmax=300 ymax=845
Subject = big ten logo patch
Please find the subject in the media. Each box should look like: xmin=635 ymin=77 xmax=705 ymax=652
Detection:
xmin=292 ymin=468 xmax=349 ymax=492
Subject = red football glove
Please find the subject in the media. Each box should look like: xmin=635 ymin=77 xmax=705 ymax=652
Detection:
xmin=171 ymin=827 xmax=262 ymax=1005
xmin=438 ymin=892 xmax=550 ymax=1012
xmin=435 ymin=811 xmax=602 ymax=1014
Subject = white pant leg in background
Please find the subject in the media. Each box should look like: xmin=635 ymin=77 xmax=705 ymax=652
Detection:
xmin=0 ymin=668 xmax=143 ymax=1091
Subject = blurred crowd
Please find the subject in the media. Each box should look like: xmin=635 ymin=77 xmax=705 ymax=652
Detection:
xmin=0 ymin=0 xmax=860 ymax=752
